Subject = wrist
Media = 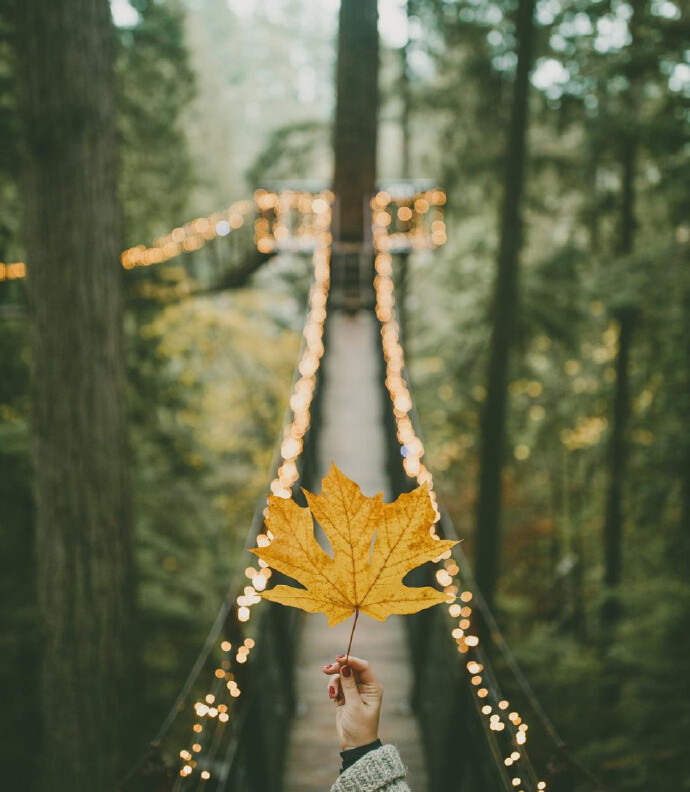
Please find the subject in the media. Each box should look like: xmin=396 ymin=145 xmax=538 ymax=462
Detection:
xmin=340 ymin=732 xmax=379 ymax=751
xmin=339 ymin=739 xmax=382 ymax=773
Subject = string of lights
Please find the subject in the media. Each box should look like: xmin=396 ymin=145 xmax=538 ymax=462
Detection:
xmin=168 ymin=191 xmax=333 ymax=787
xmin=110 ymin=190 xmax=335 ymax=791
xmin=371 ymin=195 xmax=547 ymax=792
xmin=1 ymin=187 xmax=444 ymax=286
xmin=456 ymin=551 xmax=607 ymax=790
xmin=121 ymin=199 xmax=253 ymax=269
xmin=212 ymin=683 xmax=258 ymax=792
xmin=249 ymin=189 xmax=332 ymax=593
xmin=370 ymin=188 xmax=447 ymax=252
xmin=254 ymin=188 xmax=335 ymax=254
xmin=174 ymin=638 xmax=255 ymax=786
xmin=0 ymin=201 xmax=254 ymax=283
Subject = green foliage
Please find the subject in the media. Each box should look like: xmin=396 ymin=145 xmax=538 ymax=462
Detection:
xmin=247 ymin=120 xmax=330 ymax=185
xmin=0 ymin=8 xmax=20 ymax=260
xmin=181 ymin=0 xmax=336 ymax=205
xmin=403 ymin=1 xmax=689 ymax=787
xmin=118 ymin=0 xmax=195 ymax=245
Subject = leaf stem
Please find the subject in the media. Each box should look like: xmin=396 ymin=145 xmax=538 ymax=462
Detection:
xmin=345 ymin=607 xmax=359 ymax=664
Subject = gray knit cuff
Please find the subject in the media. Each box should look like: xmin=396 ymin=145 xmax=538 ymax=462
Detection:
xmin=331 ymin=745 xmax=406 ymax=792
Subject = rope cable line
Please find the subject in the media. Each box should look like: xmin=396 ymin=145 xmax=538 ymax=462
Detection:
xmin=454 ymin=548 xmax=608 ymax=791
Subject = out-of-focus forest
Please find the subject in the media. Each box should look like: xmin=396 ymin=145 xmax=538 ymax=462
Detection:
xmin=0 ymin=0 xmax=688 ymax=790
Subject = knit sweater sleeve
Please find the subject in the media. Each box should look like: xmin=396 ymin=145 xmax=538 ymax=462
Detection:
xmin=330 ymin=745 xmax=410 ymax=792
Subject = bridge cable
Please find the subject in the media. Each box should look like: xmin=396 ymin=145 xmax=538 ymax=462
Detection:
xmin=456 ymin=549 xmax=608 ymax=791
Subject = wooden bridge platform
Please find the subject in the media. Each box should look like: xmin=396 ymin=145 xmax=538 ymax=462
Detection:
xmin=283 ymin=311 xmax=428 ymax=792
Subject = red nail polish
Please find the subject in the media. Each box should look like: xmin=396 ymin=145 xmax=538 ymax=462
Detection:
xmin=329 ymin=686 xmax=336 ymax=697
xmin=342 ymin=665 xmax=351 ymax=678
xmin=336 ymin=654 xmax=345 ymax=660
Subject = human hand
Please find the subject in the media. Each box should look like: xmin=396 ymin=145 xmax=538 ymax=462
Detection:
xmin=322 ymin=655 xmax=383 ymax=751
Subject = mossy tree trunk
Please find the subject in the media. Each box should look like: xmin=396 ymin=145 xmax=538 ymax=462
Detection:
xmin=14 ymin=0 xmax=136 ymax=788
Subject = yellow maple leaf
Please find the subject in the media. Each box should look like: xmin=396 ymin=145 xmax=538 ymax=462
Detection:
xmin=250 ymin=464 xmax=458 ymax=626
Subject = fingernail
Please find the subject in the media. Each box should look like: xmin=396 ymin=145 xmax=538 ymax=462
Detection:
xmin=341 ymin=665 xmax=351 ymax=678
xmin=337 ymin=654 xmax=345 ymax=659
xmin=329 ymin=686 xmax=336 ymax=697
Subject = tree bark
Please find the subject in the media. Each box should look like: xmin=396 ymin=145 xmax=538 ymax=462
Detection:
xmin=474 ymin=0 xmax=536 ymax=612
xmin=13 ymin=1 xmax=136 ymax=789
xmin=332 ymin=0 xmax=379 ymax=244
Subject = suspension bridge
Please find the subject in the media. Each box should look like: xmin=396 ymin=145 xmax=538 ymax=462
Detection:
xmin=3 ymin=188 xmax=592 ymax=792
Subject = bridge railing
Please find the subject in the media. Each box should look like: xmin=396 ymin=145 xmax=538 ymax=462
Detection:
xmin=118 ymin=208 xmax=331 ymax=792
xmin=377 ymin=338 xmax=542 ymax=792
xmin=370 ymin=241 xmax=546 ymax=792
xmin=212 ymin=295 xmax=329 ymax=792
xmin=175 ymin=231 xmax=330 ymax=792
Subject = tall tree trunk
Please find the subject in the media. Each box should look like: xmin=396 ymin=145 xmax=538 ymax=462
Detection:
xmin=600 ymin=0 xmax=642 ymax=643
xmin=14 ymin=1 xmax=136 ymax=789
xmin=400 ymin=0 xmax=412 ymax=180
xmin=584 ymin=78 xmax=604 ymax=257
xmin=601 ymin=136 xmax=637 ymax=632
xmin=332 ymin=0 xmax=379 ymax=244
xmin=474 ymin=0 xmax=536 ymax=612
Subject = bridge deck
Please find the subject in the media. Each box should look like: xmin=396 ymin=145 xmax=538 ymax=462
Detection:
xmin=283 ymin=310 xmax=428 ymax=792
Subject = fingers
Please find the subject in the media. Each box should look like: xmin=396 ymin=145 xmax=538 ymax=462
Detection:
xmin=322 ymin=656 xmax=380 ymax=687
xmin=327 ymin=674 xmax=342 ymax=704
xmin=336 ymin=655 xmax=380 ymax=687
xmin=338 ymin=662 xmax=361 ymax=702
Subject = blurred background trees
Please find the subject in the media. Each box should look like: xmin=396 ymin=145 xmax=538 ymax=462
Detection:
xmin=0 ymin=0 xmax=688 ymax=789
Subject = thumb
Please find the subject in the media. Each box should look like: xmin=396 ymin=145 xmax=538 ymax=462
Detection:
xmin=339 ymin=664 xmax=360 ymax=703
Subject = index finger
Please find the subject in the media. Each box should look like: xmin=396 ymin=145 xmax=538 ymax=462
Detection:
xmin=335 ymin=655 xmax=380 ymax=686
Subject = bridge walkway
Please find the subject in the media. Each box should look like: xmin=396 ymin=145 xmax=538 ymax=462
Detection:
xmin=283 ymin=310 xmax=427 ymax=792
